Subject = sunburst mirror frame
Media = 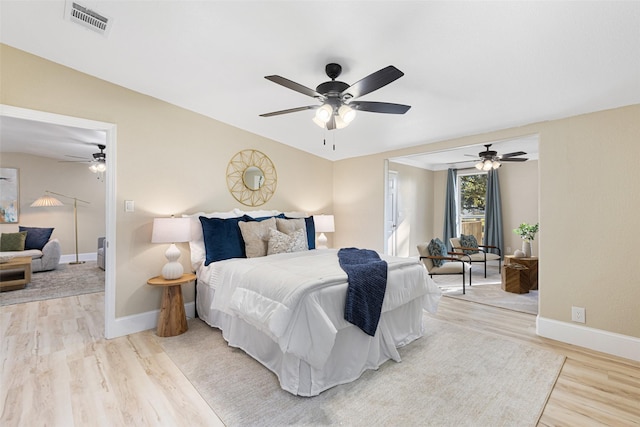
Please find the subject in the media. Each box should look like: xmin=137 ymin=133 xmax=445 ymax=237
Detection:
xmin=226 ymin=149 xmax=277 ymax=207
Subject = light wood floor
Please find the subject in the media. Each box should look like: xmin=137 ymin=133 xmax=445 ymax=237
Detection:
xmin=1 ymin=292 xmax=638 ymax=426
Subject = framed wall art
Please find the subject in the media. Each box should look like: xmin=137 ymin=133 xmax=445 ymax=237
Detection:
xmin=0 ymin=167 xmax=19 ymax=223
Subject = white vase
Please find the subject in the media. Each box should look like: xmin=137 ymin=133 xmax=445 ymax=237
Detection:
xmin=522 ymin=241 xmax=532 ymax=258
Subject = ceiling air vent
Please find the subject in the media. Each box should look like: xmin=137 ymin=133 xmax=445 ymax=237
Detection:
xmin=65 ymin=1 xmax=112 ymax=37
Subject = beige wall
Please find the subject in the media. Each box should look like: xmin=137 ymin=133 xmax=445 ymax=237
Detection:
xmin=336 ymin=105 xmax=640 ymax=339
xmin=1 ymin=44 xmax=333 ymax=318
xmin=0 ymin=152 xmax=106 ymax=255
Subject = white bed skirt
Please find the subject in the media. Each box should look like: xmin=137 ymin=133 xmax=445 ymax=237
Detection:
xmin=197 ymin=282 xmax=427 ymax=396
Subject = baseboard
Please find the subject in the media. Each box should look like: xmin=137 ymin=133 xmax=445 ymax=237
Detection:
xmin=537 ymin=316 xmax=640 ymax=362
xmin=60 ymin=252 xmax=97 ymax=264
xmin=109 ymin=302 xmax=196 ymax=338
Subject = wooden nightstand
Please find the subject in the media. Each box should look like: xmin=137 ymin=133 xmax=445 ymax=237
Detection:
xmin=147 ymin=273 xmax=196 ymax=337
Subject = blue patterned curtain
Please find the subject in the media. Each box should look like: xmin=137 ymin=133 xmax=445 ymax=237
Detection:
xmin=484 ymin=169 xmax=503 ymax=254
xmin=442 ymin=168 xmax=457 ymax=252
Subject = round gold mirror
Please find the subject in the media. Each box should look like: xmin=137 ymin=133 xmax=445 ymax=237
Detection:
xmin=227 ymin=149 xmax=277 ymax=206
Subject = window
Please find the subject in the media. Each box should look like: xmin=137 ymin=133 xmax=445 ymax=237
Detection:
xmin=458 ymin=172 xmax=487 ymax=243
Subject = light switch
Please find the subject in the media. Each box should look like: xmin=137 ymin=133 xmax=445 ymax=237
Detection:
xmin=125 ymin=200 xmax=134 ymax=212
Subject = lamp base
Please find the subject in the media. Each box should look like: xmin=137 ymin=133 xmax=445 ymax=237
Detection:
xmin=161 ymin=243 xmax=184 ymax=280
xmin=69 ymin=261 xmax=86 ymax=265
xmin=161 ymin=261 xmax=184 ymax=280
xmin=317 ymin=232 xmax=328 ymax=250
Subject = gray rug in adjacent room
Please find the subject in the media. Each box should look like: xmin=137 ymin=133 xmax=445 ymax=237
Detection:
xmin=161 ymin=316 xmax=564 ymax=427
xmin=0 ymin=262 xmax=104 ymax=306
xmin=431 ymin=266 xmax=538 ymax=315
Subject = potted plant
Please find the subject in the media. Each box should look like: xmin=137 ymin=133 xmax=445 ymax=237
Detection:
xmin=513 ymin=222 xmax=539 ymax=257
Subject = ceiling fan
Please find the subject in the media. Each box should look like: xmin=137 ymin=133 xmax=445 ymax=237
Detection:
xmin=260 ymin=63 xmax=411 ymax=130
xmin=62 ymin=143 xmax=107 ymax=173
xmin=466 ymin=144 xmax=528 ymax=170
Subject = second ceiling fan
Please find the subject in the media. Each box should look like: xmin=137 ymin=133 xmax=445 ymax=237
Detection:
xmin=260 ymin=63 xmax=411 ymax=130
xmin=466 ymin=144 xmax=529 ymax=170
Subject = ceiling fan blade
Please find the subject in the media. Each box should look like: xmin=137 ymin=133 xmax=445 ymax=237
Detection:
xmin=500 ymin=151 xmax=527 ymax=159
xmin=341 ymin=66 xmax=404 ymax=99
xmin=350 ymin=101 xmax=411 ymax=114
xmin=500 ymin=157 xmax=529 ymax=162
xmin=264 ymin=75 xmax=323 ymax=99
xmin=260 ymin=105 xmax=318 ymax=117
xmin=464 ymin=154 xmax=479 ymax=158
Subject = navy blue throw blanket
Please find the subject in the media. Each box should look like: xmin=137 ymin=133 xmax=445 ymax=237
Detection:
xmin=338 ymin=248 xmax=388 ymax=337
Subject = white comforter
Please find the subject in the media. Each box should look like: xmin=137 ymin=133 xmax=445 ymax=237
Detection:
xmin=203 ymin=249 xmax=441 ymax=369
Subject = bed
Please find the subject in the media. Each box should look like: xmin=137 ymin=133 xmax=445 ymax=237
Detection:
xmin=185 ymin=209 xmax=442 ymax=396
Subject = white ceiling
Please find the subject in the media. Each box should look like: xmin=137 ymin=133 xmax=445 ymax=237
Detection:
xmin=1 ymin=1 xmax=639 ymax=167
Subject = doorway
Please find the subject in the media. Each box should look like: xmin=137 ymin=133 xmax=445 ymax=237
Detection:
xmin=0 ymin=104 xmax=116 ymax=337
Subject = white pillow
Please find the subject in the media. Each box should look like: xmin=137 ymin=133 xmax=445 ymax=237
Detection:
xmin=267 ymin=228 xmax=308 ymax=255
xmin=183 ymin=210 xmax=240 ymax=270
xmin=235 ymin=208 xmax=280 ymax=219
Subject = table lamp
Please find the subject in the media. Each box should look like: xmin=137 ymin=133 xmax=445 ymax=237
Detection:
xmin=151 ymin=216 xmax=191 ymax=279
xmin=314 ymin=214 xmax=335 ymax=249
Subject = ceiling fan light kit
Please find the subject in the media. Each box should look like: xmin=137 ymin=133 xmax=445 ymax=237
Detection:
xmin=261 ymin=63 xmax=411 ymax=131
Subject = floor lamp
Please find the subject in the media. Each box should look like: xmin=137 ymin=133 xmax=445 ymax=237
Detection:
xmin=31 ymin=190 xmax=90 ymax=265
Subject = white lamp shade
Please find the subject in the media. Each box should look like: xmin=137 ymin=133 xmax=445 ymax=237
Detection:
xmin=338 ymin=105 xmax=356 ymax=123
xmin=31 ymin=194 xmax=64 ymax=207
xmin=315 ymin=104 xmax=333 ymax=123
xmin=152 ymin=217 xmax=191 ymax=243
xmin=314 ymin=215 xmax=335 ymax=233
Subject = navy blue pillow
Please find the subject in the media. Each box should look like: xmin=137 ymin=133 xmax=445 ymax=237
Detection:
xmin=305 ymin=217 xmax=315 ymax=250
xmin=19 ymin=226 xmax=54 ymax=250
xmin=284 ymin=215 xmax=315 ymax=250
xmin=200 ymin=216 xmax=251 ymax=265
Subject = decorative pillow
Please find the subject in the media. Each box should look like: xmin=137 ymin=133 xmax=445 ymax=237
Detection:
xmin=238 ymin=217 xmax=277 ymax=258
xmin=19 ymin=226 xmax=54 ymax=250
xmin=0 ymin=231 xmax=28 ymax=252
xmin=199 ymin=215 xmax=252 ymax=265
xmin=460 ymin=234 xmax=480 ymax=254
xmin=276 ymin=218 xmax=309 ymax=251
xmin=267 ymin=228 xmax=309 ymax=255
xmin=285 ymin=215 xmax=315 ymax=250
xmin=184 ymin=210 xmax=241 ymax=269
xmin=427 ymin=238 xmax=447 ymax=267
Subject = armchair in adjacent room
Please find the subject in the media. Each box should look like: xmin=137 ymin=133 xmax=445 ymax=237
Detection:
xmin=97 ymin=237 xmax=105 ymax=270
xmin=449 ymin=235 xmax=501 ymax=278
xmin=417 ymin=238 xmax=472 ymax=294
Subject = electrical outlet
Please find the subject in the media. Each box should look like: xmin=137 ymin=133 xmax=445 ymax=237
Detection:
xmin=506 ymin=246 xmax=512 ymax=254
xmin=125 ymin=200 xmax=134 ymax=212
xmin=571 ymin=306 xmax=586 ymax=323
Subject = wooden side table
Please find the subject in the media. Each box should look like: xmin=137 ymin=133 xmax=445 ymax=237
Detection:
xmin=505 ymin=256 xmax=539 ymax=290
xmin=147 ymin=273 xmax=196 ymax=337
xmin=0 ymin=256 xmax=32 ymax=291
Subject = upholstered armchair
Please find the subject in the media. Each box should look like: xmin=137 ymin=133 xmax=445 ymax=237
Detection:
xmin=97 ymin=237 xmax=105 ymax=270
xmin=417 ymin=239 xmax=472 ymax=294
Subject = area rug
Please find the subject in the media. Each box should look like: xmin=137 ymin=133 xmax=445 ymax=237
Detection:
xmin=0 ymin=261 xmax=104 ymax=306
xmin=161 ymin=316 xmax=564 ymax=426
xmin=431 ymin=266 xmax=538 ymax=315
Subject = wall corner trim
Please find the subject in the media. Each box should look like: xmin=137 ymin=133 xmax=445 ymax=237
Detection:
xmin=537 ymin=316 xmax=640 ymax=362
xmin=106 ymin=302 xmax=196 ymax=339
